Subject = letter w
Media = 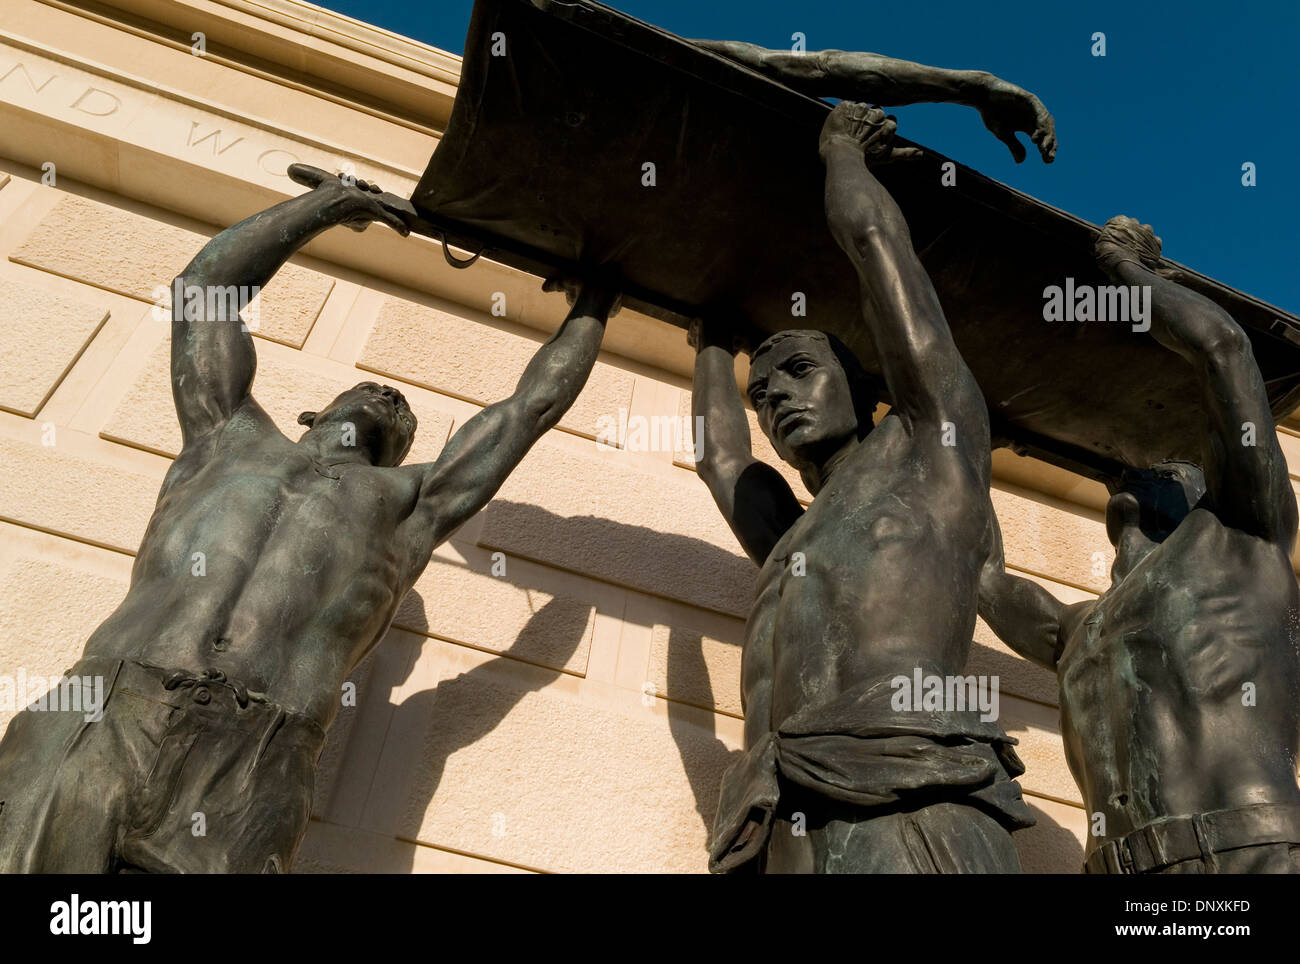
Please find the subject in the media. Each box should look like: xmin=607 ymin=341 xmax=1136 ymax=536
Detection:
xmin=187 ymin=121 xmax=244 ymax=156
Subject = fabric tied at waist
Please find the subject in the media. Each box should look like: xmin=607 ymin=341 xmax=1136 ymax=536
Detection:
xmin=709 ymin=679 xmax=1036 ymax=873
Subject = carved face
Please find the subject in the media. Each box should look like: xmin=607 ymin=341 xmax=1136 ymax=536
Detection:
xmin=747 ymin=332 xmax=860 ymax=471
xmin=301 ymin=381 xmax=417 ymax=467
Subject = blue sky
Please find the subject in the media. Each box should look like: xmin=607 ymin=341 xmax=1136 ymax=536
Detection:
xmin=322 ymin=0 xmax=1298 ymax=313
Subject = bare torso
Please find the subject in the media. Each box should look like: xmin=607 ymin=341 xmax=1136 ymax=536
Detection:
xmin=1059 ymin=508 xmax=1300 ymax=836
xmin=82 ymin=403 xmax=426 ymax=728
xmin=742 ymin=416 xmax=993 ymax=746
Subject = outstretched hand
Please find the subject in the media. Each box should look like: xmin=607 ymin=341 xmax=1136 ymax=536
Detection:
xmin=976 ymin=77 xmax=1057 ymax=164
xmin=288 ymin=163 xmax=411 ymax=236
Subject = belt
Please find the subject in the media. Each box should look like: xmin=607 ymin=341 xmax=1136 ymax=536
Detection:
xmin=1084 ymin=802 xmax=1300 ymax=874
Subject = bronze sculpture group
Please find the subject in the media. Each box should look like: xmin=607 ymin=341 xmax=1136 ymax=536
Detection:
xmin=0 ymin=37 xmax=1295 ymax=875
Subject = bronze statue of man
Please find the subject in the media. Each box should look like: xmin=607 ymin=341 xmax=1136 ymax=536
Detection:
xmin=692 ymin=102 xmax=1037 ymax=874
xmin=979 ymin=216 xmax=1300 ymax=874
xmin=0 ymin=168 xmax=619 ymax=873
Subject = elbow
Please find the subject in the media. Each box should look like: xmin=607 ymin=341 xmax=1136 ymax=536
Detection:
xmin=977 ymin=564 xmax=1007 ymax=610
xmin=695 ymin=454 xmax=726 ymax=488
xmin=692 ymin=429 xmax=731 ymax=479
xmin=845 ymin=221 xmax=887 ymax=258
xmin=523 ymin=398 xmax=559 ymax=436
xmin=829 ymin=215 xmax=904 ymax=267
xmin=826 ymin=204 xmax=875 ymax=243
xmin=174 ymin=258 xmax=213 ymax=291
xmin=1199 ymin=317 xmax=1252 ymax=363
xmin=696 ymin=450 xmax=748 ymax=490
xmin=517 ymin=388 xmax=566 ymax=437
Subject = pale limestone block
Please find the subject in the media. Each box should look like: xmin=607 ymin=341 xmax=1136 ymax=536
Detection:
xmin=395 ymin=555 xmax=596 ymax=676
xmin=0 ymin=278 xmax=108 ymax=415
xmin=1002 ymin=699 xmax=1081 ymax=807
xmin=0 ymin=556 xmax=127 ymax=732
xmin=102 ymin=338 xmax=453 ymax=465
xmin=395 ymin=658 xmax=739 ymax=872
xmin=478 ymin=437 xmax=755 ymax=617
xmin=994 ymin=485 xmax=1113 ymax=593
xmin=359 ymin=297 xmax=634 ymax=440
xmin=0 ymin=38 xmax=148 ymax=145
xmin=11 ymin=195 xmax=332 ymax=347
xmin=993 ymin=448 xmax=1109 ymax=512
xmin=0 ymin=434 xmax=160 ymax=552
xmin=648 ymin=623 xmax=743 ymax=718
xmin=611 ymin=592 xmax=660 ymax=693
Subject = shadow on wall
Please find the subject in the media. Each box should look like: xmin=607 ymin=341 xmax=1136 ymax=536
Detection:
xmin=352 ymin=503 xmax=746 ymax=872
xmin=381 ymin=584 xmax=592 ymax=872
xmin=663 ymin=625 xmax=739 ymax=841
xmin=343 ymin=502 xmax=1082 ymax=873
xmin=1018 ymin=802 xmax=1086 ymax=873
